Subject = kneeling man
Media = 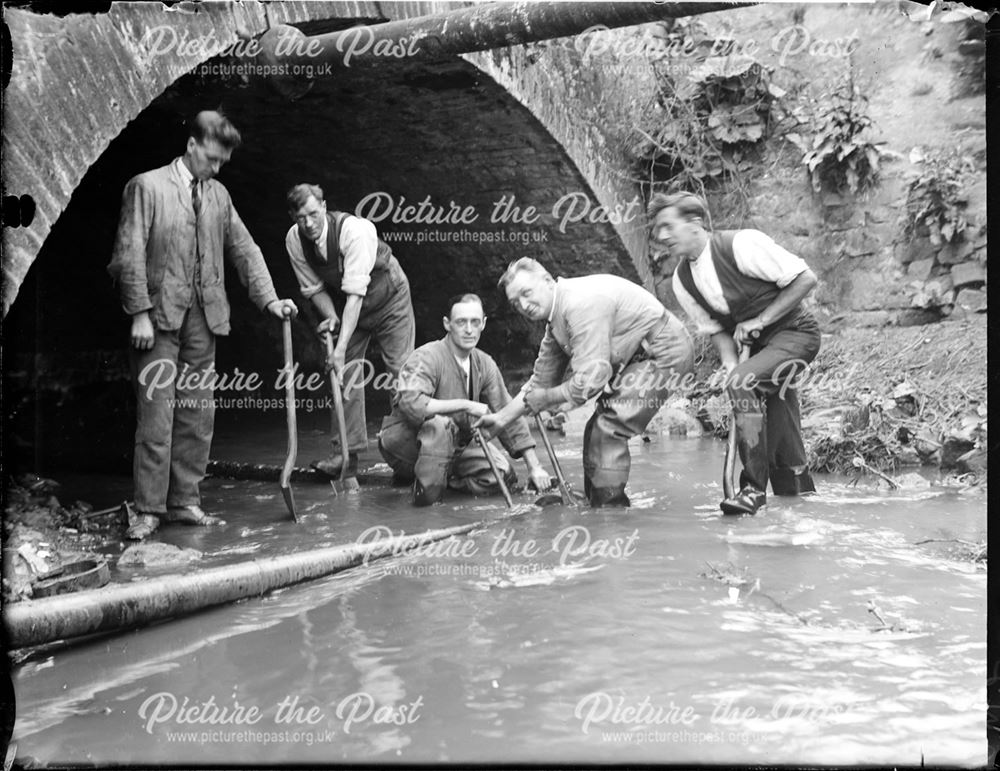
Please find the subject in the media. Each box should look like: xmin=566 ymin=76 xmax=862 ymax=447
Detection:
xmin=379 ymin=294 xmax=551 ymax=506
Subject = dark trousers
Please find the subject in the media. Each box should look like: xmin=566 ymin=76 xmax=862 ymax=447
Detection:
xmin=338 ymin=273 xmax=415 ymax=452
xmin=129 ymin=302 xmax=215 ymax=513
xmin=726 ymin=309 xmax=821 ymax=495
xmin=378 ymin=415 xmax=512 ymax=501
xmin=583 ymin=314 xmax=694 ymax=496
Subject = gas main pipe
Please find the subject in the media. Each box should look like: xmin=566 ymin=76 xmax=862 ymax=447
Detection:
xmin=4 ymin=523 xmax=481 ymax=650
xmin=257 ymin=1 xmax=753 ymax=71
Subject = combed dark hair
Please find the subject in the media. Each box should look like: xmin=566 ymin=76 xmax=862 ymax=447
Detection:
xmin=646 ymin=191 xmax=711 ymax=230
xmin=286 ymin=183 xmax=325 ymax=213
xmin=497 ymin=257 xmax=552 ymax=290
xmin=446 ymin=293 xmax=483 ymax=317
xmin=189 ymin=110 xmax=242 ymax=150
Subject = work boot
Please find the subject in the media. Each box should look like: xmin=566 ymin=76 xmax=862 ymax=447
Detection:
xmin=312 ymin=451 xmax=359 ymax=478
xmin=720 ymin=485 xmax=767 ymax=515
xmin=770 ymin=466 xmax=817 ymax=496
xmin=413 ymin=479 xmax=446 ymax=507
xmin=588 ymin=484 xmax=631 ymax=508
xmin=163 ymin=505 xmax=226 ymax=526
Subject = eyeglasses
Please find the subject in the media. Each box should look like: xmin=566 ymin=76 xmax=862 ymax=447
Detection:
xmin=450 ymin=318 xmax=484 ymax=330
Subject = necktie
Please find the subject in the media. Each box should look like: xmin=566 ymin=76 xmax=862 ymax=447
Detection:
xmin=191 ymin=179 xmax=201 ymax=217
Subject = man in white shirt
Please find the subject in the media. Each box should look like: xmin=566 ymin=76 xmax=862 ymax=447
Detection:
xmin=378 ymin=294 xmax=551 ymax=505
xmin=285 ymin=184 xmax=415 ymax=476
xmin=475 ymin=259 xmax=694 ymax=507
xmin=648 ymin=191 xmax=821 ymax=515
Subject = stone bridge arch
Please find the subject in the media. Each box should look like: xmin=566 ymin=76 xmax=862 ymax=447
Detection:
xmin=2 ymin=0 xmax=652 ymax=334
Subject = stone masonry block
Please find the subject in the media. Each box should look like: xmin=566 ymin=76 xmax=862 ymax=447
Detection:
xmin=950 ymin=262 xmax=986 ymax=288
xmin=955 ymin=288 xmax=987 ymax=312
xmin=906 ymin=257 xmax=936 ymax=281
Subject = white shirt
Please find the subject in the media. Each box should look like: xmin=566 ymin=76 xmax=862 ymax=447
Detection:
xmin=455 ymin=355 xmax=471 ymax=395
xmin=672 ymin=229 xmax=809 ymax=335
xmin=284 ymin=215 xmax=379 ymax=298
xmin=174 ymin=157 xmax=198 ymax=201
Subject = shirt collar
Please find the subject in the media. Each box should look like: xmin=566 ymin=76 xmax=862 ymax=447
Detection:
xmin=547 ymin=278 xmax=561 ymax=323
xmin=694 ymin=237 xmax=711 ymax=264
xmin=174 ymin=157 xmax=195 ymax=187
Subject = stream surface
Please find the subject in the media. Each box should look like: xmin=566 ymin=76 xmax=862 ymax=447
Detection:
xmin=9 ymin=433 xmax=987 ymax=766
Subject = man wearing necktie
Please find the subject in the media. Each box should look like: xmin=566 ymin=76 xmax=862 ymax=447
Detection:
xmin=108 ymin=111 xmax=297 ymax=538
xmin=378 ymin=294 xmax=550 ymax=505
xmin=284 ymin=183 xmax=416 ymax=477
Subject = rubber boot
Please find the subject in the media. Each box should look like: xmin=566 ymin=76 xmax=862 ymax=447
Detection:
xmin=587 ymin=482 xmax=631 ymax=508
xmin=413 ymin=417 xmax=457 ymax=506
xmin=770 ymin=465 xmax=816 ymax=496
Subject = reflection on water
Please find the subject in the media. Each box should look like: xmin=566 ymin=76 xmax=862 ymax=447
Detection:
xmin=10 ymin=437 xmax=986 ymax=766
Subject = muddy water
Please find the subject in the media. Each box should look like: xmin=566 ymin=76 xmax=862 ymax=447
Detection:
xmin=10 ymin=435 xmax=986 ymax=766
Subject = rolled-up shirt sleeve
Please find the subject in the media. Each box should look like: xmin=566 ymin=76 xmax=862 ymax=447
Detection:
xmin=339 ymin=217 xmax=378 ymax=296
xmin=672 ymin=272 xmax=723 ymax=336
xmin=733 ymin=230 xmax=809 ymax=288
xmin=284 ymin=227 xmax=326 ymax=299
xmin=394 ymin=351 xmax=436 ymax=424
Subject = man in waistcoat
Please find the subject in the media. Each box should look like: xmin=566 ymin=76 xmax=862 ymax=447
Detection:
xmin=475 ymin=259 xmax=695 ymax=507
xmin=108 ymin=110 xmax=298 ymax=539
xmin=379 ymin=294 xmax=552 ymax=505
xmin=284 ymin=184 xmax=416 ymax=476
xmin=647 ymin=191 xmax=820 ymax=515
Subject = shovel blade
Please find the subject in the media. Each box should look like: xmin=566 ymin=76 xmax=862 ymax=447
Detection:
xmin=281 ymin=484 xmax=299 ymax=522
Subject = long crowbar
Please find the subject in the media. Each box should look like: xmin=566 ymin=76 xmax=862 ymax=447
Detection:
xmin=722 ymin=333 xmax=756 ymax=501
xmin=326 ymin=331 xmax=361 ymax=495
xmin=279 ymin=311 xmax=299 ymax=521
xmin=533 ymin=414 xmax=586 ymax=507
xmin=473 ymin=428 xmax=513 ymax=508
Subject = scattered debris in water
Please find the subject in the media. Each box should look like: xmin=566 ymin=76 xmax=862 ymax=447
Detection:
xmin=118 ymin=543 xmax=203 ymax=568
xmin=913 ymin=538 xmax=987 ymax=565
xmin=473 ymin=561 xmax=604 ymax=590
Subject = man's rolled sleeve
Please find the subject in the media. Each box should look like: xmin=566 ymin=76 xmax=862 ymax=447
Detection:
xmin=339 ymin=217 xmax=378 ymax=296
xmin=284 ymin=228 xmax=326 ymax=298
xmin=733 ymin=230 xmax=808 ymax=288
xmin=672 ymin=274 xmax=724 ymax=336
xmin=225 ymin=199 xmax=279 ymax=310
xmin=108 ymin=178 xmax=154 ymax=316
xmin=394 ymin=355 xmax=436 ymax=425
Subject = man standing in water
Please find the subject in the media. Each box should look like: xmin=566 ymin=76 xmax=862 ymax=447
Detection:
xmin=284 ymin=183 xmax=415 ymax=477
xmin=108 ymin=111 xmax=297 ymax=538
xmin=379 ymin=294 xmax=551 ymax=505
xmin=647 ymin=191 xmax=820 ymax=515
xmin=476 ymin=260 xmax=694 ymax=507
